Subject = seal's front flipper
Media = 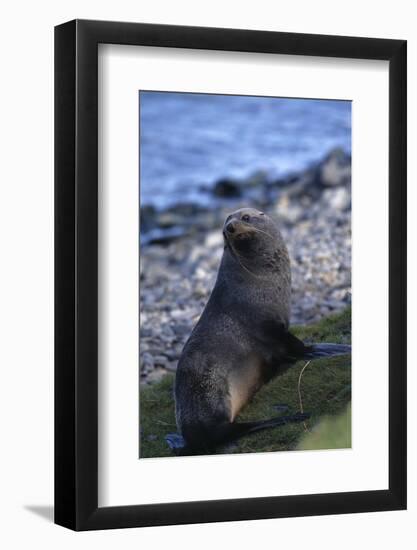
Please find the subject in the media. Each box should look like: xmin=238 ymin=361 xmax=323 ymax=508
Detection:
xmin=279 ymin=330 xmax=351 ymax=362
xmin=303 ymin=343 xmax=351 ymax=359
xmin=165 ymin=432 xmax=186 ymax=452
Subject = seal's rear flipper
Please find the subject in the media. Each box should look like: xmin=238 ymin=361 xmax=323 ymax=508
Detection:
xmin=165 ymin=433 xmax=186 ymax=451
xmin=165 ymin=413 xmax=310 ymax=456
xmin=208 ymin=413 xmax=311 ymax=452
xmin=303 ymin=343 xmax=351 ymax=359
xmin=238 ymin=413 xmax=310 ymax=436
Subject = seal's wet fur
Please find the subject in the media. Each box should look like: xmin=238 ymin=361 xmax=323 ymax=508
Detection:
xmin=167 ymin=208 xmax=350 ymax=455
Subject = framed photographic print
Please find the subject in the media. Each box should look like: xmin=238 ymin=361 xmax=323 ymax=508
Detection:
xmin=55 ymin=19 xmax=407 ymax=530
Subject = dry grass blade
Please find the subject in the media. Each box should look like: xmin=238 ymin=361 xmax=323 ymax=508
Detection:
xmin=298 ymin=360 xmax=311 ymax=432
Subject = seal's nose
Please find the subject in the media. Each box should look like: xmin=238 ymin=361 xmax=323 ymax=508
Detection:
xmin=226 ymin=221 xmax=236 ymax=234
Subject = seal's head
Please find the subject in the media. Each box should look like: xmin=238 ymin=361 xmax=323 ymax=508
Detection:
xmin=223 ymin=208 xmax=277 ymax=251
xmin=222 ymin=208 xmax=288 ymax=276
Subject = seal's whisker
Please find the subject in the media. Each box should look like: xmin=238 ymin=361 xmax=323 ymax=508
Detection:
xmin=241 ymin=224 xmax=274 ymax=240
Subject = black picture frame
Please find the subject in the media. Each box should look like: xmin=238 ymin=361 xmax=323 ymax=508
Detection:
xmin=55 ymin=19 xmax=407 ymax=531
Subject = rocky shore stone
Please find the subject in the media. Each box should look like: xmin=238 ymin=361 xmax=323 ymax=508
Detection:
xmin=319 ymin=148 xmax=351 ymax=187
xmin=213 ymin=178 xmax=242 ymax=197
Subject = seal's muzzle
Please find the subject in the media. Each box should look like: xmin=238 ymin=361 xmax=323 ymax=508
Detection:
xmin=224 ymin=219 xmax=253 ymax=238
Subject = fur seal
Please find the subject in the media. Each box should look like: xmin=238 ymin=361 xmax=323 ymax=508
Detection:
xmin=166 ymin=207 xmax=350 ymax=455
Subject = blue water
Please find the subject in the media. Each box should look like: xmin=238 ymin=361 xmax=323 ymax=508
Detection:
xmin=140 ymin=92 xmax=351 ymax=209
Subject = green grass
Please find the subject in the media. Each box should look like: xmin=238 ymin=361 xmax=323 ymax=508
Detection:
xmin=139 ymin=306 xmax=351 ymax=458
xmin=297 ymin=404 xmax=351 ymax=451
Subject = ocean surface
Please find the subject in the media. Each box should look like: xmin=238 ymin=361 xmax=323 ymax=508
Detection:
xmin=140 ymin=92 xmax=351 ymax=209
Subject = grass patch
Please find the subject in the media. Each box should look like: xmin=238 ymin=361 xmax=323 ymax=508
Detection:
xmin=139 ymin=307 xmax=351 ymax=458
xmin=298 ymin=404 xmax=351 ymax=451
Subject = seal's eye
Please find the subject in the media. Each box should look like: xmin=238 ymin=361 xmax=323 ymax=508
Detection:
xmin=241 ymin=214 xmax=250 ymax=222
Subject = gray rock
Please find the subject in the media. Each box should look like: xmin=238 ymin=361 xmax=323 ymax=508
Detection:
xmin=213 ymin=178 xmax=242 ymax=197
xmin=173 ymin=323 xmax=192 ymax=337
xmin=323 ymin=187 xmax=351 ymax=211
xmin=319 ymin=148 xmax=351 ymax=187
